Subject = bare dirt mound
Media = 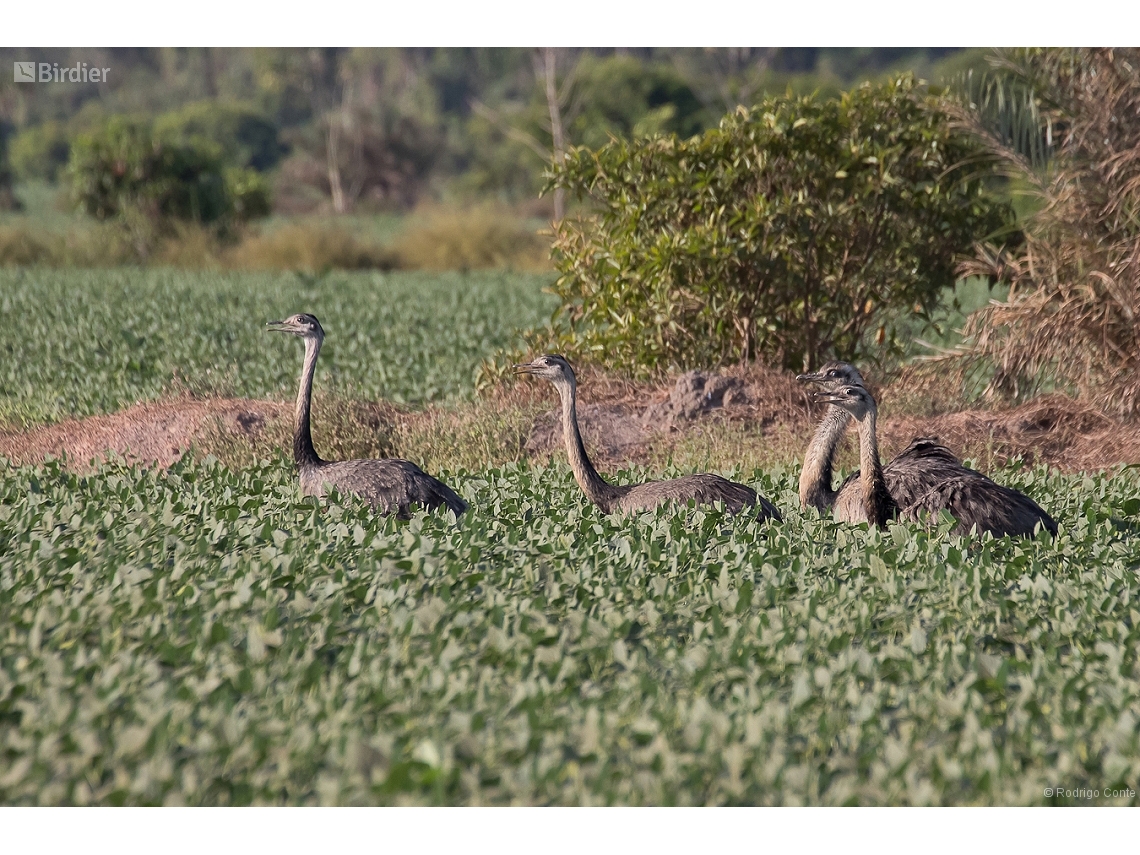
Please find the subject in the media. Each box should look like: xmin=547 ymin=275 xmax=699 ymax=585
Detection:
xmin=527 ymin=403 xmax=651 ymax=464
xmin=525 ymin=367 xmax=1140 ymax=474
xmin=0 ymin=397 xmax=286 ymax=471
xmin=4 ymin=367 xmax=1137 ymax=475
xmin=881 ymin=396 xmax=1139 ymax=473
xmin=525 ymin=365 xmax=812 ymax=464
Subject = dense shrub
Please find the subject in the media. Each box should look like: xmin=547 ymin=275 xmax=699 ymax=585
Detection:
xmin=9 ymin=120 xmax=71 ymax=182
xmin=0 ymin=123 xmax=19 ymax=211
xmin=153 ymin=100 xmax=285 ymax=172
xmin=66 ymin=117 xmax=270 ymax=238
xmin=544 ymin=75 xmax=1014 ymax=375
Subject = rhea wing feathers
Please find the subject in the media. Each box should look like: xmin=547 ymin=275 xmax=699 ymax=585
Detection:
xmin=302 ymin=458 xmax=468 ymax=519
xmin=618 ymin=473 xmax=782 ymax=521
xmin=903 ymin=475 xmax=1057 ymax=538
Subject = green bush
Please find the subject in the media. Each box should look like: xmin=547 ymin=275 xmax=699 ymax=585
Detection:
xmin=66 ymin=117 xmax=270 ymax=232
xmin=9 ymin=120 xmax=71 ymax=182
xmin=153 ymin=100 xmax=284 ymax=172
xmin=0 ymin=123 xmax=18 ymax=211
xmin=567 ymin=54 xmax=709 ymax=149
xmin=545 ymin=75 xmax=1015 ymax=375
xmin=225 ymin=167 xmax=272 ymax=220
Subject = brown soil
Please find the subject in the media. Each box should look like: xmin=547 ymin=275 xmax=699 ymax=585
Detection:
xmin=523 ymin=367 xmax=1140 ymax=473
xmin=3 ymin=367 xmax=1138 ymax=474
xmin=0 ymin=396 xmax=287 ymax=471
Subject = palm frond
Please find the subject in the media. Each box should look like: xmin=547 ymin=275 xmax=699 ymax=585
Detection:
xmin=941 ymin=48 xmax=1140 ymax=419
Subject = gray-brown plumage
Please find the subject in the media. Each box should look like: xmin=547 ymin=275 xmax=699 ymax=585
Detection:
xmin=268 ymin=313 xmax=466 ymax=519
xmin=810 ymin=384 xmax=897 ymax=528
xmin=515 ymin=355 xmax=781 ymax=520
xmin=797 ymin=361 xmax=973 ymax=515
xmin=811 ymin=382 xmax=1057 ymax=538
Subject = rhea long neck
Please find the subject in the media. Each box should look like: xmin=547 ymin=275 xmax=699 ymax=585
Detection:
xmin=852 ymin=405 xmax=892 ymax=529
xmin=294 ymin=335 xmax=324 ymax=469
xmin=553 ymin=376 xmax=623 ymax=510
xmin=799 ymin=405 xmax=851 ymax=511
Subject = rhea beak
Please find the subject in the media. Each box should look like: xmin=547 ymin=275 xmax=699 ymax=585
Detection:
xmin=796 ymin=371 xmax=826 ymax=384
xmin=812 ymin=390 xmax=844 ymax=405
xmin=513 ymin=362 xmax=538 ymax=376
xmin=266 ymin=320 xmax=287 ymax=332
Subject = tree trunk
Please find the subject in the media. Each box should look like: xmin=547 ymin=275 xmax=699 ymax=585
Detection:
xmin=326 ymin=77 xmax=357 ymax=215
xmin=327 ymin=121 xmax=347 ymax=214
xmin=201 ymin=47 xmax=217 ymax=98
xmin=541 ymin=47 xmax=566 ymax=223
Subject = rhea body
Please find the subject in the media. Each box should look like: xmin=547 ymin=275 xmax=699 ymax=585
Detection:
xmin=268 ymin=313 xmax=466 ymax=518
xmin=515 ymin=355 xmax=781 ymax=520
xmin=809 ymin=379 xmax=1057 ymax=537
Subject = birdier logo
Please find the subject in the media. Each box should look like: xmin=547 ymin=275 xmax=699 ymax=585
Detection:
xmin=12 ymin=61 xmax=109 ymax=83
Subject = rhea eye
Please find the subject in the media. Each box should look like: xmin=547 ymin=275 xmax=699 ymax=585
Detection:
xmin=827 ymin=370 xmax=837 ymax=378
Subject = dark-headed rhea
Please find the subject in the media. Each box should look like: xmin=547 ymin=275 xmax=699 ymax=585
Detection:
xmin=267 ymin=313 xmax=466 ymax=519
xmin=810 ymin=381 xmax=1056 ymax=538
xmin=515 ymin=355 xmax=781 ymax=520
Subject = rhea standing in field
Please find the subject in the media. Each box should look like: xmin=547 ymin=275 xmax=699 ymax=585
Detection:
xmin=515 ymin=354 xmax=781 ymax=520
xmin=268 ymin=313 xmax=467 ymax=519
xmin=808 ymin=378 xmax=1057 ymax=537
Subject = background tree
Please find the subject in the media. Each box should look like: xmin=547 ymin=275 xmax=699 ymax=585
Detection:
xmin=0 ymin=48 xmax=991 ymax=213
xmin=66 ymin=116 xmax=269 ymax=253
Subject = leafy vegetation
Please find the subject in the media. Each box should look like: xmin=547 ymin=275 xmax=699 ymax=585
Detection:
xmin=153 ymin=100 xmax=285 ymax=173
xmin=66 ymin=117 xmax=271 ymax=252
xmin=1 ymin=48 xmax=987 ymax=215
xmin=0 ymin=269 xmax=555 ymax=427
xmin=9 ymin=121 xmax=72 ymax=183
xmin=543 ymin=76 xmax=1014 ymax=376
xmin=939 ymin=48 xmax=1140 ymax=418
xmin=1 ymin=455 xmax=1137 ymax=805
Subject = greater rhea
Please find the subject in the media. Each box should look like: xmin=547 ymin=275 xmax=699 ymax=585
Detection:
xmin=515 ymin=355 xmax=781 ymax=520
xmin=796 ymin=361 xmax=971 ymax=517
xmin=268 ymin=313 xmax=466 ymax=519
xmin=810 ymin=381 xmax=1057 ymax=537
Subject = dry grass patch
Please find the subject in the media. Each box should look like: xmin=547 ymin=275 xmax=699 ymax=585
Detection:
xmin=0 ymin=223 xmax=138 ymax=267
xmin=224 ymin=224 xmax=397 ymax=272
xmin=390 ymin=204 xmax=551 ymax=272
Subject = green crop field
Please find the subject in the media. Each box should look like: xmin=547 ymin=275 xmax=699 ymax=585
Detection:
xmin=1 ymin=456 xmax=1139 ymax=805
xmin=0 ymin=269 xmax=556 ymax=428
xmin=1 ymin=268 xmax=1139 ymax=806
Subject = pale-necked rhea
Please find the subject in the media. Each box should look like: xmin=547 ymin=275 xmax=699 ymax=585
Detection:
xmin=268 ymin=313 xmax=466 ymax=519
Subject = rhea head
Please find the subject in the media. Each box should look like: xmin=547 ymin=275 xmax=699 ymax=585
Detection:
xmin=811 ymin=384 xmax=877 ymax=420
xmin=266 ymin=313 xmax=325 ymax=342
xmin=796 ymin=360 xmax=866 ymax=391
xmin=514 ymin=354 xmax=577 ymax=389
